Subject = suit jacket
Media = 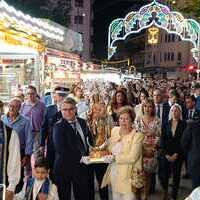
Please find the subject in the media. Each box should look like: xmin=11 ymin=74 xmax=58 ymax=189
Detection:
xmin=40 ymin=104 xmax=62 ymax=147
xmin=185 ymin=109 xmax=200 ymax=121
xmin=14 ymin=179 xmax=59 ymax=200
xmin=160 ymin=119 xmax=186 ymax=157
xmin=182 ymin=119 xmax=200 ymax=173
xmin=161 ymin=102 xmax=170 ymax=131
xmin=101 ymin=127 xmax=144 ymax=194
xmin=53 ymin=117 xmax=92 ymax=177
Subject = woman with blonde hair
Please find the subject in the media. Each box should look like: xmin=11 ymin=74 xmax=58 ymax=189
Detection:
xmin=102 ymin=106 xmax=144 ymax=200
xmin=159 ymin=103 xmax=186 ymax=200
xmin=135 ymin=99 xmax=161 ymax=200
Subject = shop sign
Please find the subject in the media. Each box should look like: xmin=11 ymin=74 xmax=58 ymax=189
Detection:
xmin=0 ymin=31 xmax=44 ymax=52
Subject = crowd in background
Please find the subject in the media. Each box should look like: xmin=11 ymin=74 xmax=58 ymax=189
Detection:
xmin=0 ymin=77 xmax=200 ymax=200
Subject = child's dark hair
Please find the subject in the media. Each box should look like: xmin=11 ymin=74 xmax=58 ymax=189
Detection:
xmin=34 ymin=157 xmax=50 ymax=170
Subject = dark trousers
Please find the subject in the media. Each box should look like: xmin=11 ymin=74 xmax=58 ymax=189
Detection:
xmin=149 ymin=173 xmax=156 ymax=193
xmin=190 ymin=169 xmax=200 ymax=189
xmin=55 ymin=164 xmax=94 ymax=200
xmin=46 ymin=141 xmax=55 ymax=181
xmin=158 ymin=156 xmax=183 ymax=199
xmin=90 ymin=164 xmax=109 ymax=200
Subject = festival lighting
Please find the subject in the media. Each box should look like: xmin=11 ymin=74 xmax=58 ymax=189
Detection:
xmin=187 ymin=65 xmax=196 ymax=73
xmin=108 ymin=0 xmax=200 ymax=61
xmin=148 ymin=26 xmax=159 ymax=44
xmin=0 ymin=0 xmax=64 ymax=42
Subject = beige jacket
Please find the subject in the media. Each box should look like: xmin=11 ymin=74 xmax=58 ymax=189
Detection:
xmin=102 ymin=127 xmax=144 ymax=194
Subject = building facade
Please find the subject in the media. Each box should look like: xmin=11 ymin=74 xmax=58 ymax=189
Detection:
xmin=68 ymin=0 xmax=93 ymax=61
xmin=144 ymin=29 xmax=195 ymax=74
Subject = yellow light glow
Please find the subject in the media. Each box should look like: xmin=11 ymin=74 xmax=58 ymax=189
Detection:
xmin=148 ymin=26 xmax=159 ymax=44
xmin=0 ymin=30 xmax=45 ymax=52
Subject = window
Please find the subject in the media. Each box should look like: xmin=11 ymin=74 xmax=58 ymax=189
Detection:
xmin=165 ymin=34 xmax=168 ymax=43
xmin=74 ymin=16 xmax=83 ymax=24
xmin=153 ymin=54 xmax=156 ymax=64
xmin=160 ymin=52 xmax=162 ymax=62
xmin=168 ymin=52 xmax=171 ymax=60
xmin=146 ymin=54 xmax=151 ymax=64
xmin=168 ymin=35 xmax=171 ymax=42
xmin=66 ymin=15 xmax=71 ymax=24
xmin=172 ymin=34 xmax=175 ymax=42
xmin=171 ymin=52 xmax=174 ymax=61
xmin=177 ymin=52 xmax=182 ymax=61
xmin=164 ymin=52 xmax=167 ymax=62
xmin=75 ymin=0 xmax=83 ymax=7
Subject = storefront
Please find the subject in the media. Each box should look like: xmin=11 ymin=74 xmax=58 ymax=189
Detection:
xmin=0 ymin=0 xmax=64 ymax=100
xmin=43 ymin=48 xmax=82 ymax=90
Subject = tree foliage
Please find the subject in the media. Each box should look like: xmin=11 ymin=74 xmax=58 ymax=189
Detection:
xmin=170 ymin=0 xmax=200 ymax=22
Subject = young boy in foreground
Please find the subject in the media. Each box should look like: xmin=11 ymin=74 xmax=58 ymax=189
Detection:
xmin=14 ymin=158 xmax=59 ymax=200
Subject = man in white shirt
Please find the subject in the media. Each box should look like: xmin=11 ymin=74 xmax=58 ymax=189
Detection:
xmin=0 ymin=121 xmax=21 ymax=200
xmin=14 ymin=158 xmax=58 ymax=200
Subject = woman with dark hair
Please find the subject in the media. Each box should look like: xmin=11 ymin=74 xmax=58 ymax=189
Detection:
xmin=134 ymin=90 xmax=149 ymax=118
xmin=135 ymin=99 xmax=161 ymax=200
xmin=107 ymin=90 xmax=129 ymax=126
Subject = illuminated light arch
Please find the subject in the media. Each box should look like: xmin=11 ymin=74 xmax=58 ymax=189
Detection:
xmin=108 ymin=0 xmax=200 ymax=60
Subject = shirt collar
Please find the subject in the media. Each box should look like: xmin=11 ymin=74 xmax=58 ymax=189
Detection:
xmin=2 ymin=114 xmax=21 ymax=126
xmin=67 ymin=118 xmax=78 ymax=124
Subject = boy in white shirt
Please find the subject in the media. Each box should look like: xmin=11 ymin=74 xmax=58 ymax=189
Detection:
xmin=14 ymin=158 xmax=59 ymax=200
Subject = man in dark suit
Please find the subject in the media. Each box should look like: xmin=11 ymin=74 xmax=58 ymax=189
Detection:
xmin=185 ymin=95 xmax=200 ymax=121
xmin=152 ymin=89 xmax=170 ymax=194
xmin=40 ymin=86 xmax=69 ymax=178
xmin=153 ymin=89 xmax=170 ymax=131
xmin=53 ymin=97 xmax=93 ymax=200
xmin=183 ymin=95 xmax=200 ymax=179
xmin=182 ymin=117 xmax=200 ymax=189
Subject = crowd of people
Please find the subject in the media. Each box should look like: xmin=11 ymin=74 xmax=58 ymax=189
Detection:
xmin=0 ymin=77 xmax=200 ymax=200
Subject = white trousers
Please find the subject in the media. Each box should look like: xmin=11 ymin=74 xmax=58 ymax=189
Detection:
xmin=112 ymin=192 xmax=136 ymax=200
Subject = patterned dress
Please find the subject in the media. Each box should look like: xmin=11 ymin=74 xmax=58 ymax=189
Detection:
xmin=135 ymin=116 xmax=161 ymax=174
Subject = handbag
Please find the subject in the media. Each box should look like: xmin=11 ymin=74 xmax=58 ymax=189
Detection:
xmin=143 ymin=150 xmax=158 ymax=173
xmin=131 ymin=168 xmax=144 ymax=189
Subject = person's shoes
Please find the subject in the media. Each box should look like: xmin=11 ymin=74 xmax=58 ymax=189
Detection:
xmin=182 ymin=174 xmax=190 ymax=179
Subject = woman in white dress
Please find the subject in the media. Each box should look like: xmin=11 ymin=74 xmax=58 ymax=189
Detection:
xmin=102 ymin=106 xmax=144 ymax=200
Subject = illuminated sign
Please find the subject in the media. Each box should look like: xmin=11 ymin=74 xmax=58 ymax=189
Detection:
xmin=0 ymin=31 xmax=45 ymax=52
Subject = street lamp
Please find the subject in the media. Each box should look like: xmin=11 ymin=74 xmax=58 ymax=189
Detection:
xmin=191 ymin=47 xmax=200 ymax=80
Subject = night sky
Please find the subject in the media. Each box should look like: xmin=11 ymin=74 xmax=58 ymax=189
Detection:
xmin=5 ymin=0 xmax=148 ymax=60
xmin=93 ymin=0 xmax=148 ymax=60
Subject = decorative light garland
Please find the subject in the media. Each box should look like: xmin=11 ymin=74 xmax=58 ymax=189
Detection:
xmin=108 ymin=0 xmax=200 ymax=60
xmin=0 ymin=0 xmax=64 ymax=42
xmin=102 ymin=59 xmax=128 ymax=64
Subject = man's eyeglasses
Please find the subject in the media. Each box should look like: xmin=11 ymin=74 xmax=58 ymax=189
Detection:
xmin=27 ymin=92 xmax=36 ymax=95
xmin=62 ymin=108 xmax=75 ymax=112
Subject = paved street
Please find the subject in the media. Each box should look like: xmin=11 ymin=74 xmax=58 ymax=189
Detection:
xmin=95 ymin=178 xmax=192 ymax=200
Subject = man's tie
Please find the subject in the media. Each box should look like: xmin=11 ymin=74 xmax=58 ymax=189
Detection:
xmin=71 ymin=122 xmax=87 ymax=156
xmin=189 ymin=110 xmax=193 ymax=119
xmin=157 ymin=105 xmax=161 ymax=118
